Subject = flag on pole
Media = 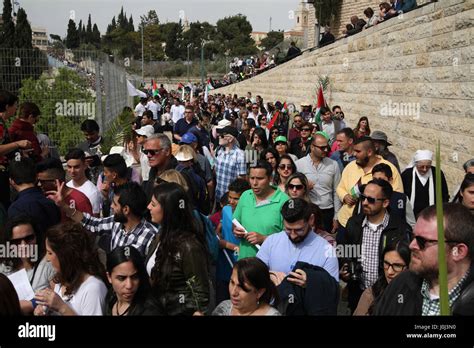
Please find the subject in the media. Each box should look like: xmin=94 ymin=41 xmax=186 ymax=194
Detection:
xmin=314 ymin=86 xmax=326 ymax=124
xmin=152 ymin=79 xmax=158 ymax=97
xmin=204 ymin=79 xmax=214 ymax=103
xmin=127 ymin=80 xmax=147 ymax=98
xmin=281 ymin=102 xmax=288 ymax=113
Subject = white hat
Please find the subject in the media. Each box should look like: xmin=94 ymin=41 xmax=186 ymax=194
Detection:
xmin=175 ymin=151 xmax=194 ymax=162
xmin=216 ymin=119 xmax=231 ymax=129
xmin=101 ymin=146 xmax=134 ymax=167
xmin=406 ymin=150 xmax=433 ymax=169
xmin=135 ymin=125 xmax=155 ymax=138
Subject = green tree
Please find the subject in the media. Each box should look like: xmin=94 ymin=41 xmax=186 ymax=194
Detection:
xmin=260 ymin=30 xmax=283 ymax=51
xmin=215 ymin=15 xmax=257 ymax=56
xmin=14 ymin=8 xmax=32 ymax=49
xmin=140 ymin=10 xmax=159 ymax=27
xmin=312 ymin=0 xmax=343 ymax=26
xmin=1 ymin=0 xmax=15 ymax=47
xmin=128 ymin=15 xmax=135 ymax=32
xmin=66 ymin=19 xmax=80 ymax=48
xmin=86 ymin=14 xmax=93 ymax=44
xmin=77 ymin=20 xmax=84 ymax=44
xmin=164 ymin=22 xmax=184 ymax=60
xmin=182 ymin=21 xmax=217 ymax=60
xmin=92 ymin=24 xmax=101 ymax=48
xmin=18 ymin=68 xmax=95 ymax=155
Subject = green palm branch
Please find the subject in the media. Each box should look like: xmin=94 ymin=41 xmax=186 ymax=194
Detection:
xmin=100 ymin=109 xmax=135 ymax=155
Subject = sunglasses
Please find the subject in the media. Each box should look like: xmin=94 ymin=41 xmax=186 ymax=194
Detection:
xmin=279 ymin=164 xmax=293 ymax=170
xmin=288 ymin=183 xmax=304 ymax=190
xmin=413 ymin=236 xmax=460 ymax=251
xmin=301 ymin=128 xmax=311 ymax=132
xmin=10 ymin=234 xmax=36 ymax=245
xmin=271 ymin=131 xmax=279 ymax=135
xmin=360 ymin=193 xmax=385 ymax=204
xmin=142 ymin=148 xmax=164 ymax=156
xmin=311 ymin=143 xmax=329 ymax=151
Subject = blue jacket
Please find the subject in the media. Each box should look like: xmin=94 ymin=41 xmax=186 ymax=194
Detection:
xmin=8 ymin=187 xmax=61 ymax=237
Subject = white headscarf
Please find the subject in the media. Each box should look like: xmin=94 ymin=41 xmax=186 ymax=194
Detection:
xmin=406 ymin=150 xmax=434 ymax=207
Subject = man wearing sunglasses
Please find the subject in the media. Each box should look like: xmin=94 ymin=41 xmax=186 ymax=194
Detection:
xmin=341 ymin=178 xmax=411 ymax=313
xmin=296 ymin=132 xmax=341 ymax=234
xmin=374 ymin=203 xmax=474 ymax=315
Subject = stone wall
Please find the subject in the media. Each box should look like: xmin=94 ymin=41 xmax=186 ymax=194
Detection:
xmin=213 ymin=0 xmax=474 ymax=193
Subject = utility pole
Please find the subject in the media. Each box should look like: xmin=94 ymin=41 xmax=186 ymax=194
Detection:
xmin=200 ymin=40 xmax=205 ymax=85
xmin=269 ymin=17 xmax=272 ymax=32
xmin=187 ymin=43 xmax=192 ymax=82
xmin=141 ymin=25 xmax=144 ymax=84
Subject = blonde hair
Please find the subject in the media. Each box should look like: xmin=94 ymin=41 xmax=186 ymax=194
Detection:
xmin=157 ymin=169 xmax=189 ymax=192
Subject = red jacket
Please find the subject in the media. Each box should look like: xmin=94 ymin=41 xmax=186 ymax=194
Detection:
xmin=8 ymin=119 xmax=42 ymax=162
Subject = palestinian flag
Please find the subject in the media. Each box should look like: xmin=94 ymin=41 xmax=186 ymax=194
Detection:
xmin=281 ymin=102 xmax=288 ymax=113
xmin=314 ymin=86 xmax=326 ymax=124
xmin=152 ymin=79 xmax=158 ymax=97
xmin=204 ymin=79 xmax=214 ymax=102
xmin=177 ymin=82 xmax=184 ymax=90
xmin=267 ymin=110 xmax=280 ymax=130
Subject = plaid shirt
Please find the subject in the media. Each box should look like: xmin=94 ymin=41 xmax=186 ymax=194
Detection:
xmin=81 ymin=213 xmax=159 ymax=256
xmin=361 ymin=212 xmax=390 ymax=289
xmin=421 ymin=271 xmax=470 ymax=316
xmin=215 ymin=145 xmax=247 ymax=201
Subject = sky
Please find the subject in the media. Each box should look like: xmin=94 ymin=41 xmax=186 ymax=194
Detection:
xmin=4 ymin=0 xmax=302 ymax=37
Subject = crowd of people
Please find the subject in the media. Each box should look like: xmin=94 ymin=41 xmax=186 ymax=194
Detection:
xmin=1 ymin=85 xmax=473 ymax=317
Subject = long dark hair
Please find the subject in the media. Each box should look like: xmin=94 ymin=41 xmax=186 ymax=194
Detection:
xmin=0 ymin=215 xmax=44 ymax=270
xmin=250 ymin=127 xmax=269 ymax=150
xmin=368 ymin=240 xmax=410 ymax=314
xmin=274 ymin=155 xmax=296 ymax=185
xmin=354 ymin=116 xmax=371 ymax=136
xmin=46 ymin=222 xmax=107 ymax=296
xmin=150 ymin=183 xmax=207 ymax=288
xmin=234 ymin=257 xmax=279 ymax=305
xmin=0 ymin=274 xmax=21 ymax=315
xmin=453 ymin=173 xmax=474 ymax=204
xmin=106 ymin=246 xmax=150 ymax=309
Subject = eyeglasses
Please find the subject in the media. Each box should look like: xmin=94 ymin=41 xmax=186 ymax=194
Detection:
xmin=383 ymin=260 xmax=406 ymax=272
xmin=10 ymin=234 xmax=36 ymax=245
xmin=278 ymin=164 xmax=293 ymax=170
xmin=142 ymin=148 xmax=164 ymax=156
xmin=288 ymin=183 xmax=304 ymax=190
xmin=412 ymin=236 xmax=460 ymax=251
xmin=360 ymin=193 xmax=386 ymax=204
xmin=311 ymin=143 xmax=329 ymax=151
xmin=301 ymin=128 xmax=311 ymax=132
xmin=286 ymin=223 xmax=309 ymax=235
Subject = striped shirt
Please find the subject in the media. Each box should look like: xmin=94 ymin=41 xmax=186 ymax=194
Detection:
xmin=81 ymin=213 xmax=158 ymax=256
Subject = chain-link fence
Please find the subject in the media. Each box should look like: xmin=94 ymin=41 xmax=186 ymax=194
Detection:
xmin=0 ymin=47 xmax=129 ymax=156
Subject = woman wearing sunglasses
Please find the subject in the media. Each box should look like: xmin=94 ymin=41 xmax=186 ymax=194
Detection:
xmin=353 ymin=240 xmax=410 ymax=315
xmin=0 ymin=215 xmax=55 ymax=315
xmin=274 ymin=155 xmax=296 ymax=193
xmin=290 ymin=121 xmax=313 ymax=159
xmin=285 ymin=172 xmax=311 ymax=202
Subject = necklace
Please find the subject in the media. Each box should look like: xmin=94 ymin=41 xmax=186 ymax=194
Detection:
xmin=115 ymin=301 xmax=131 ymax=316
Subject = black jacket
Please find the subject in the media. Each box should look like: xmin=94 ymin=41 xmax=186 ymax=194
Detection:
xmin=277 ymin=261 xmax=339 ymax=315
xmin=374 ymin=262 xmax=474 ymax=315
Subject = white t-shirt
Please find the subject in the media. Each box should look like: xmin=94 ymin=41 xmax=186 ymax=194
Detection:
xmin=53 ymin=275 xmax=107 ymax=315
xmin=67 ymin=180 xmax=102 ymax=215
xmin=134 ymin=103 xmax=147 ymax=117
xmin=146 ymin=100 xmax=161 ymax=120
xmin=140 ymin=151 xmax=151 ymax=182
xmin=170 ymin=104 xmax=185 ymax=125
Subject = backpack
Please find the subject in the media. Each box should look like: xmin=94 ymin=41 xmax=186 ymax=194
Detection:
xmin=177 ymin=164 xmax=211 ymax=215
xmin=193 ymin=210 xmax=219 ymax=264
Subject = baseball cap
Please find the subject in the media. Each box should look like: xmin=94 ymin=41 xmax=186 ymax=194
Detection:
xmin=274 ymin=135 xmax=288 ymax=144
xmin=135 ymin=125 xmax=155 ymax=138
xmin=180 ymin=132 xmax=198 ymax=144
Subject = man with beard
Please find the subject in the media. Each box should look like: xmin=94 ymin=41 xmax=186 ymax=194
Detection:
xmin=336 ymin=136 xmax=403 ymax=239
xmin=256 ymin=198 xmax=339 ymax=284
xmin=341 ymin=179 xmax=411 ymax=313
xmin=48 ymin=181 xmax=158 ymax=256
xmin=371 ymin=131 xmax=400 ymax=173
xmin=374 ymin=203 xmax=474 ymax=315
xmin=214 ymin=126 xmax=247 ymax=203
